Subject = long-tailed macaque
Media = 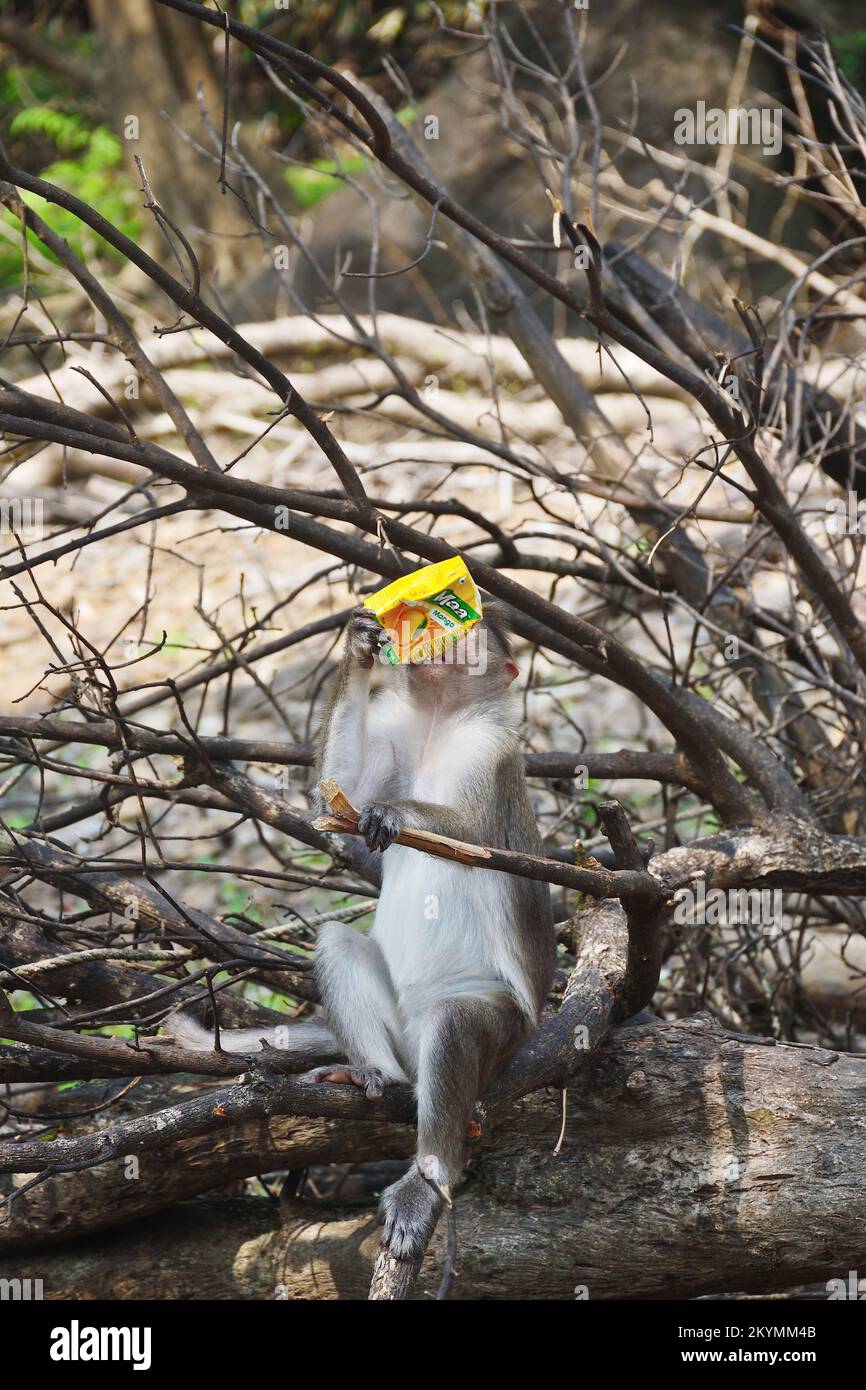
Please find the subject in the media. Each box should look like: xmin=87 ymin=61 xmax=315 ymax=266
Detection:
xmin=172 ymin=604 xmax=554 ymax=1257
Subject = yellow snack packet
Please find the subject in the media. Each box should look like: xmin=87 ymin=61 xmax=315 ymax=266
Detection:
xmin=363 ymin=557 xmax=482 ymax=665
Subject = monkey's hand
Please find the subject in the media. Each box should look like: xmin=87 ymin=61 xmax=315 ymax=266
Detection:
xmin=345 ymin=605 xmax=385 ymax=669
xmin=357 ymin=802 xmax=403 ymax=852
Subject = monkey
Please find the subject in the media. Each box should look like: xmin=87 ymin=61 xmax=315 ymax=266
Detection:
xmin=170 ymin=601 xmax=555 ymax=1259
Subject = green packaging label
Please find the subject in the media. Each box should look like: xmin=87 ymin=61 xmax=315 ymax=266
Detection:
xmin=429 ymin=588 xmax=480 ymax=626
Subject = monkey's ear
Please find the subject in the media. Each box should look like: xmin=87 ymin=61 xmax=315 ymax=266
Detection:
xmin=505 ymin=658 xmax=519 ymax=683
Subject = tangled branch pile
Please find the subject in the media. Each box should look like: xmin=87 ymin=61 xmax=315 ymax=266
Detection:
xmin=1 ymin=0 xmax=866 ymax=1299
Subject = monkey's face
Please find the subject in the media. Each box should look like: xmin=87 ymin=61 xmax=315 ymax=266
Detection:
xmin=404 ymin=618 xmax=518 ymax=702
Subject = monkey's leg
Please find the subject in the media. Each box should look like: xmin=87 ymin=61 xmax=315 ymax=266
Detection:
xmin=380 ymin=993 xmax=525 ymax=1258
xmin=416 ymin=993 xmax=525 ymax=1190
xmin=303 ymin=921 xmax=410 ymax=1089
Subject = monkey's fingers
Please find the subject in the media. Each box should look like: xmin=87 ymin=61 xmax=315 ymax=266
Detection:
xmin=358 ymin=803 xmax=403 ymax=852
xmin=348 ymin=607 xmax=386 ymax=642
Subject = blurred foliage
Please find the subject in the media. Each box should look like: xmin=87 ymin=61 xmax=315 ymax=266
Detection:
xmin=282 ymin=105 xmax=414 ymax=205
xmin=0 ymin=2 xmax=863 ymax=290
xmin=0 ymin=122 xmax=139 ymax=290
xmin=237 ymin=0 xmax=476 ymax=70
xmin=284 ymin=152 xmax=372 ymax=208
xmin=0 ymin=0 xmax=476 ymax=287
xmin=833 ymin=26 xmax=866 ymax=89
xmin=0 ymin=33 xmax=139 ymax=289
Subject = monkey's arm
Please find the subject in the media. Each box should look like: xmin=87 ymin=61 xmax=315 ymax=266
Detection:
xmin=316 ymin=609 xmax=400 ymax=885
xmin=317 ymin=608 xmax=394 ymax=805
xmin=356 ymin=739 xmax=526 ymax=851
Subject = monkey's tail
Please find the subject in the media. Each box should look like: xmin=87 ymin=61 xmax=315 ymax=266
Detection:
xmin=164 ymin=1011 xmax=339 ymax=1065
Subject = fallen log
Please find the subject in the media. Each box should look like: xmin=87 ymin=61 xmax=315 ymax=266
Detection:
xmin=3 ymin=1013 xmax=864 ymax=1299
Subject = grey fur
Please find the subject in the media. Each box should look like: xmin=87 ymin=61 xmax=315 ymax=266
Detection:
xmin=168 ymin=606 xmax=555 ymax=1261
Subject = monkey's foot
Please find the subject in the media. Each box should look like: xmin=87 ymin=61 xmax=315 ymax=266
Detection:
xmin=379 ymin=1167 xmax=444 ymax=1260
xmin=298 ymin=1063 xmax=385 ymax=1100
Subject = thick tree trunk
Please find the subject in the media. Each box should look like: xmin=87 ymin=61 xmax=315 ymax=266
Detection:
xmin=4 ymin=1014 xmax=865 ymax=1298
xmin=0 ymin=1072 xmax=414 ymax=1251
xmin=86 ymin=0 xmax=254 ymax=281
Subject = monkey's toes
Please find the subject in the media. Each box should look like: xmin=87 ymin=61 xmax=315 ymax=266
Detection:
xmin=379 ymin=1169 xmax=443 ymax=1260
xmin=351 ymin=1065 xmax=386 ymax=1099
xmin=298 ymin=1063 xmax=385 ymax=1099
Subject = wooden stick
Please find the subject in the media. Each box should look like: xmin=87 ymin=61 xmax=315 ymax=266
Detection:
xmin=315 ymin=780 xmax=661 ymax=902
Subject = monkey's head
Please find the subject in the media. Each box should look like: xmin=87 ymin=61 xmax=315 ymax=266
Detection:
xmin=403 ymin=602 xmax=519 ymax=704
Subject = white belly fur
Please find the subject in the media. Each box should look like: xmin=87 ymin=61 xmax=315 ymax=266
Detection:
xmin=372 ymin=848 xmax=529 ymax=1022
xmin=365 ymin=697 xmax=532 ymax=1035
